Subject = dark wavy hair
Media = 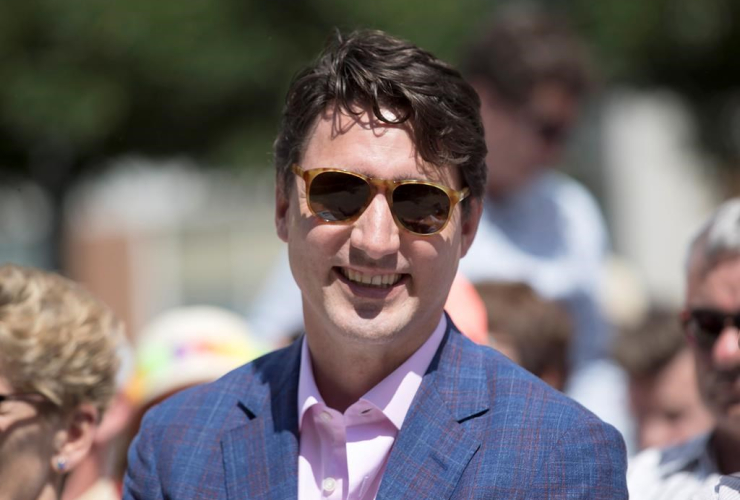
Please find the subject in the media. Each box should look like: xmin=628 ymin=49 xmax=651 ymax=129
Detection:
xmin=274 ymin=29 xmax=487 ymax=208
xmin=461 ymin=5 xmax=592 ymax=106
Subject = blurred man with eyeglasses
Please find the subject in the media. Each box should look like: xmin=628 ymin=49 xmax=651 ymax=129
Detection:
xmin=457 ymin=4 xmax=631 ymax=440
xmin=628 ymin=198 xmax=740 ymax=499
xmin=124 ymin=28 xmax=627 ymax=499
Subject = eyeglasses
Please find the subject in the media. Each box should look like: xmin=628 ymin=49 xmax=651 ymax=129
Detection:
xmin=292 ymin=165 xmax=469 ymax=236
xmin=533 ymin=120 xmax=568 ymax=145
xmin=522 ymin=113 xmax=569 ymax=145
xmin=682 ymin=308 xmax=740 ymax=348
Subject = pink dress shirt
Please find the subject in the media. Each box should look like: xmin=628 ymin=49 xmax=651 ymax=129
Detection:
xmin=297 ymin=316 xmax=447 ymax=500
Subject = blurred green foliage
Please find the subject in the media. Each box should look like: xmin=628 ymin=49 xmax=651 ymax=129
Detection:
xmin=566 ymin=0 xmax=740 ymax=165
xmin=0 ymin=0 xmax=738 ymax=180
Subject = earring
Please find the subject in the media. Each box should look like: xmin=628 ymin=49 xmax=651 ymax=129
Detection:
xmin=55 ymin=456 xmax=68 ymax=473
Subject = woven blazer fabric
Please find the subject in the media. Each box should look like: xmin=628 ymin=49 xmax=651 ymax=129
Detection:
xmin=123 ymin=319 xmax=628 ymax=499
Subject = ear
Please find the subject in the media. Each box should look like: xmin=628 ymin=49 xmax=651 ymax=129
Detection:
xmin=275 ymin=180 xmax=291 ymax=243
xmin=51 ymin=403 xmax=99 ymax=474
xmin=92 ymin=393 xmax=134 ymax=445
xmin=680 ymin=309 xmax=698 ymax=348
xmin=459 ymin=198 xmax=483 ymax=258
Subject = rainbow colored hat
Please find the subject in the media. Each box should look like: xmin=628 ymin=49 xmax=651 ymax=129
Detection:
xmin=126 ymin=306 xmax=265 ymax=406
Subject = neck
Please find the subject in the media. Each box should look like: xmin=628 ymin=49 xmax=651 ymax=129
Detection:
xmin=304 ymin=316 xmax=441 ymax=413
xmin=60 ymin=453 xmax=103 ymax=500
xmin=713 ymin=427 xmax=740 ymax=474
xmin=37 ymin=480 xmax=62 ymax=500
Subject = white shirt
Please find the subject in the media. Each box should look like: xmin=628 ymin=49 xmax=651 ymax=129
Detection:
xmin=628 ymin=432 xmax=734 ymax=500
xmin=695 ymin=475 xmax=740 ymax=500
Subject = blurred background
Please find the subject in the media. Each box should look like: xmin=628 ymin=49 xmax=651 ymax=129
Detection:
xmin=1 ymin=0 xmax=739 ymax=340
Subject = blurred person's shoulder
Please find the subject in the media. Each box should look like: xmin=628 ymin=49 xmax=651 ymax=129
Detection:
xmin=540 ymin=170 xmax=609 ymax=251
xmin=539 ymin=170 xmax=605 ymax=219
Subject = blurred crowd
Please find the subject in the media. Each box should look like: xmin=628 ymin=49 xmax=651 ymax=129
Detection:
xmin=1 ymin=4 xmax=739 ymax=500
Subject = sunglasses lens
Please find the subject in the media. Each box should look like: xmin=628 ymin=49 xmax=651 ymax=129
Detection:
xmin=308 ymin=172 xmax=371 ymax=221
xmin=691 ymin=310 xmax=726 ymax=347
xmin=392 ymin=183 xmax=451 ymax=235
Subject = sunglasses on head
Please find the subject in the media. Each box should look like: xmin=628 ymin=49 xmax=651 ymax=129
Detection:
xmin=291 ymin=165 xmax=469 ymax=236
xmin=682 ymin=308 xmax=740 ymax=348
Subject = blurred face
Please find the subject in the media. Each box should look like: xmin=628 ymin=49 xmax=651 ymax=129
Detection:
xmin=473 ymin=81 xmax=579 ymax=198
xmin=276 ymin=108 xmax=480 ymax=351
xmin=0 ymin=374 xmax=60 ymax=500
xmin=630 ymin=349 xmax=714 ymax=450
xmin=685 ymin=257 xmax=740 ymax=438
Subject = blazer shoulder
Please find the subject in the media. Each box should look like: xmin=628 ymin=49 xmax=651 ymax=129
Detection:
xmin=451 ymin=330 xmax=619 ymax=437
xmin=446 ymin=332 xmax=627 ymax=497
xmin=124 ymin=341 xmax=302 ymax=498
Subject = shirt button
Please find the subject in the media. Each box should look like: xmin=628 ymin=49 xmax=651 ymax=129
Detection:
xmin=322 ymin=477 xmax=336 ymax=492
xmin=320 ymin=411 xmax=332 ymax=422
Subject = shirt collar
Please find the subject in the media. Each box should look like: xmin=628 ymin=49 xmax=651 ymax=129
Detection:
xmin=657 ymin=431 xmax=717 ymax=478
xmin=297 ymin=314 xmax=447 ymax=431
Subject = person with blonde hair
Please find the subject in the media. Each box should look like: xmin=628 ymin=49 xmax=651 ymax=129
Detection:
xmin=0 ymin=263 xmax=121 ymax=500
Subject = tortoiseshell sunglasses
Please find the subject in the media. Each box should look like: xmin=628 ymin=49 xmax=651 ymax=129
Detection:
xmin=292 ymin=165 xmax=469 ymax=236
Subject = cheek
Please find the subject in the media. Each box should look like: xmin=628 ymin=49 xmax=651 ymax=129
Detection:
xmin=288 ymin=223 xmax=348 ymax=286
xmin=693 ymin=357 xmax=721 ymax=405
xmin=406 ymin=237 xmax=459 ymax=290
xmin=694 ymin=354 xmax=714 ymax=384
xmin=302 ymin=224 xmax=349 ymax=260
xmin=0 ymin=422 xmax=54 ymax=483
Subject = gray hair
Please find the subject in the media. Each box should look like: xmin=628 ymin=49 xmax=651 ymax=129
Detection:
xmin=686 ymin=198 xmax=740 ymax=278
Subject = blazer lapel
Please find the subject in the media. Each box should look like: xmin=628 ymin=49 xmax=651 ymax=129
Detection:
xmin=222 ymin=340 xmax=302 ymax=500
xmin=377 ymin=322 xmax=490 ymax=500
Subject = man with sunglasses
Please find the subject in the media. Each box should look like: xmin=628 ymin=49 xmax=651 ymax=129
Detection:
xmin=628 ymin=199 xmax=740 ymax=499
xmin=124 ymin=29 xmax=627 ymax=499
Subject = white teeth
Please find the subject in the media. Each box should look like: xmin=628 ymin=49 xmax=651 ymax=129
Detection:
xmin=341 ymin=268 xmax=401 ymax=288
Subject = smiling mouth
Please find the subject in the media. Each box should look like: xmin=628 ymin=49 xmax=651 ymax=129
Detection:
xmin=338 ymin=267 xmax=403 ymax=288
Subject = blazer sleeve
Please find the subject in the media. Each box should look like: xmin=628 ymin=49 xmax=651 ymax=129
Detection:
xmin=123 ymin=409 xmax=165 ymax=500
xmin=532 ymin=418 xmax=628 ymax=499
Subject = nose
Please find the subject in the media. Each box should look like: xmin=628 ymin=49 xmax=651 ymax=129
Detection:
xmin=349 ymin=193 xmax=400 ymax=260
xmin=712 ymin=325 xmax=740 ymax=370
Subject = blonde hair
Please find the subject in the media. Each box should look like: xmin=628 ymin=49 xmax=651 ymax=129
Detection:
xmin=0 ymin=264 xmax=121 ymax=416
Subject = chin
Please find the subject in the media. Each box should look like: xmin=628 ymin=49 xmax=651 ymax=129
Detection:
xmin=331 ymin=308 xmax=413 ymax=345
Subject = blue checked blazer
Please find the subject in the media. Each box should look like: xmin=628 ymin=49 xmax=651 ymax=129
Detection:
xmin=124 ymin=319 xmax=627 ymax=499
